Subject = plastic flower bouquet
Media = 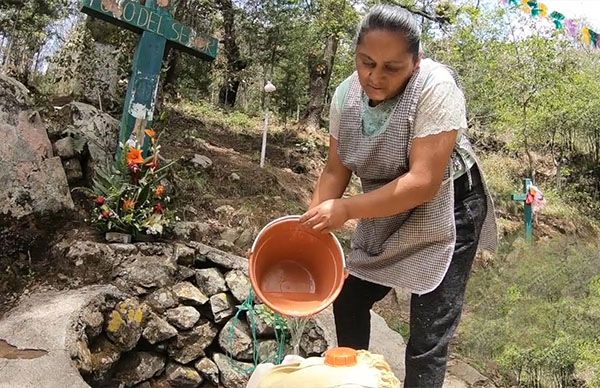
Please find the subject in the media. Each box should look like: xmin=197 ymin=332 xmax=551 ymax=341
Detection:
xmin=88 ymin=129 xmax=176 ymax=239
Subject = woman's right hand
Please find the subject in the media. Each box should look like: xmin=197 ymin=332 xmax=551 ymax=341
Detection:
xmin=300 ymin=198 xmax=350 ymax=233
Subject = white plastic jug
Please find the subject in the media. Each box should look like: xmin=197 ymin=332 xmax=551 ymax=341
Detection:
xmin=246 ymin=347 xmax=401 ymax=388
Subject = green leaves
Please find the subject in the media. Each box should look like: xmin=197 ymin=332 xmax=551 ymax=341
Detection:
xmin=461 ymin=237 xmax=600 ymax=386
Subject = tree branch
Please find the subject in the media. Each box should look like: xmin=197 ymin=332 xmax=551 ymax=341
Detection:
xmin=394 ymin=2 xmax=451 ymax=25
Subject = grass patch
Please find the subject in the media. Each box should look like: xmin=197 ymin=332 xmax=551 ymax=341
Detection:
xmin=458 ymin=237 xmax=600 ymax=387
xmin=176 ymin=99 xmax=289 ymax=137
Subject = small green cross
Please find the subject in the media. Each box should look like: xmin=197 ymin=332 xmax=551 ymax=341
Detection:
xmin=80 ymin=0 xmax=218 ymax=158
xmin=511 ymin=178 xmax=534 ymax=242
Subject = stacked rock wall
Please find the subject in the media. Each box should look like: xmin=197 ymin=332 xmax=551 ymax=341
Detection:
xmin=65 ymin=240 xmax=330 ymax=387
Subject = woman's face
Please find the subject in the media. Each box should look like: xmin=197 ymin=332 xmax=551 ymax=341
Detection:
xmin=355 ymin=29 xmax=420 ymax=105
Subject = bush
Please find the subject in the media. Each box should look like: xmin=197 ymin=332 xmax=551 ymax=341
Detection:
xmin=459 ymin=237 xmax=600 ymax=386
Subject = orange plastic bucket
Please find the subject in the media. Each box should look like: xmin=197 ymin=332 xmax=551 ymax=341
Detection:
xmin=249 ymin=215 xmax=347 ymax=317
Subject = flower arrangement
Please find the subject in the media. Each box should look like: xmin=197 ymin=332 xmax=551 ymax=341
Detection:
xmin=87 ymin=129 xmax=176 ymax=239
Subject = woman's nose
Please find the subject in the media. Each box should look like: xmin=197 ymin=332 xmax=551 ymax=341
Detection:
xmin=369 ymin=68 xmax=384 ymax=85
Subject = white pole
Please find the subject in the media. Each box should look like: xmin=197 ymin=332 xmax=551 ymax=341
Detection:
xmin=260 ymin=100 xmax=269 ymax=168
xmin=260 ymin=81 xmax=276 ymax=168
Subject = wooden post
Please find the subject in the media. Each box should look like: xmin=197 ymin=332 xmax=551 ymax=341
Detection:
xmin=511 ymin=178 xmax=534 ymax=242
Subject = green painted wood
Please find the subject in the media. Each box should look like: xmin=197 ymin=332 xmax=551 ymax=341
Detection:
xmin=512 ymin=178 xmax=534 ymax=242
xmin=80 ymin=0 xmax=218 ymax=60
xmin=119 ymin=30 xmax=166 ymax=156
xmin=78 ymin=0 xmax=218 ymax=158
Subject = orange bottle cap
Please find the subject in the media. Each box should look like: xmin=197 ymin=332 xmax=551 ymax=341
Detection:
xmin=324 ymin=347 xmax=358 ymax=367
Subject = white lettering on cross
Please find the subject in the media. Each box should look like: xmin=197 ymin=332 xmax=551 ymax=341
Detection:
xmin=147 ymin=11 xmax=162 ymax=33
xmin=171 ymin=22 xmax=182 ymax=41
xmin=122 ymin=2 xmax=135 ymax=22
xmin=137 ymin=6 xmax=149 ymax=26
xmin=179 ymin=25 xmax=191 ymax=45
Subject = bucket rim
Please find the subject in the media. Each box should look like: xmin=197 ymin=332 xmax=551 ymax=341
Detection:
xmin=250 ymin=214 xmax=346 ymax=269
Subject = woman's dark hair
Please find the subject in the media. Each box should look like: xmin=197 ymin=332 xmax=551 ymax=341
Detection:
xmin=356 ymin=4 xmax=421 ymax=58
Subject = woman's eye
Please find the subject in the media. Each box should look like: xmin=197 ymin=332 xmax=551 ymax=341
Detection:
xmin=364 ymin=61 xmax=376 ymax=68
xmin=385 ymin=66 xmax=400 ymax=73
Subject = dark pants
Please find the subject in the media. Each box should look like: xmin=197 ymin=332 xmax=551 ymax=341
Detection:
xmin=333 ymin=166 xmax=488 ymax=388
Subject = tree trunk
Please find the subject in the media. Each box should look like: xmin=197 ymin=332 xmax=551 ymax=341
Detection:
xmin=303 ymin=35 xmax=338 ymax=132
xmin=216 ymin=0 xmax=245 ymax=107
xmin=162 ymin=49 xmax=179 ymax=94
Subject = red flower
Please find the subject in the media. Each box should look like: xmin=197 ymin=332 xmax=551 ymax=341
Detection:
xmin=101 ymin=210 xmax=111 ymax=219
xmin=96 ymin=196 xmax=106 ymax=206
xmin=154 ymin=203 xmax=165 ymax=214
xmin=128 ymin=163 xmax=141 ymax=173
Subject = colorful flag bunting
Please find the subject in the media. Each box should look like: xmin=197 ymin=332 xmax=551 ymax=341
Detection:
xmin=550 ymin=11 xmax=565 ymax=29
xmin=565 ymin=19 xmax=579 ymax=38
xmin=501 ymin=0 xmax=598 ymax=49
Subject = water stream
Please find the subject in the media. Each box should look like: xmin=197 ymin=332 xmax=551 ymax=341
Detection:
xmin=285 ymin=315 xmax=311 ymax=355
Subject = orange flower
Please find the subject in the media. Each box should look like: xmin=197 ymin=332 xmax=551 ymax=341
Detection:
xmin=127 ymin=147 xmax=145 ymax=164
xmin=122 ymin=198 xmax=136 ymax=212
xmin=144 ymin=129 xmax=157 ymax=139
xmin=155 ymin=185 xmax=166 ymax=198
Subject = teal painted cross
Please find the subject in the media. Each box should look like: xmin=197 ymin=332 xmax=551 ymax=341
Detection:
xmin=80 ymin=0 xmax=218 ymax=157
xmin=512 ymin=178 xmax=534 ymax=241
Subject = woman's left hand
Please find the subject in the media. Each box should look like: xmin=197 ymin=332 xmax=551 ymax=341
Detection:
xmin=299 ymin=199 xmax=349 ymax=232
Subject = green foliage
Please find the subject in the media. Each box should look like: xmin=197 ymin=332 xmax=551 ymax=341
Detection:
xmin=426 ymin=5 xmax=600 ymax=205
xmin=392 ymin=319 xmax=410 ymax=339
xmin=459 ymin=237 xmax=600 ymax=386
xmin=0 ymin=0 xmax=70 ymax=81
xmin=253 ymin=304 xmax=290 ymax=333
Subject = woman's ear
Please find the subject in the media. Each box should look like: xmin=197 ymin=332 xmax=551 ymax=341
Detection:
xmin=413 ymin=56 xmax=422 ymax=73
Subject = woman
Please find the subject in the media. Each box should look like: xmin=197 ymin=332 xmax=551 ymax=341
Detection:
xmin=299 ymin=5 xmax=497 ymax=387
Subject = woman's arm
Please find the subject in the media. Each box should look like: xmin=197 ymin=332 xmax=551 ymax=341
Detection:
xmin=343 ymin=129 xmax=456 ymax=218
xmin=300 ymin=130 xmax=457 ymax=232
xmin=309 ymin=136 xmax=352 ymax=209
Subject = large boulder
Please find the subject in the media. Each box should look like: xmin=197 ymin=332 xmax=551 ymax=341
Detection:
xmin=49 ymin=102 xmax=119 ymax=180
xmin=0 ymin=74 xmax=32 ymax=126
xmin=0 ymin=285 xmax=122 ymax=388
xmin=48 ymin=22 xmax=123 ymax=110
xmin=0 ymin=111 xmax=74 ymax=221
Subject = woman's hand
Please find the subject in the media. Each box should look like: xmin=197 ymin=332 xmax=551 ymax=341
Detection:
xmin=300 ymin=199 xmax=349 ymax=233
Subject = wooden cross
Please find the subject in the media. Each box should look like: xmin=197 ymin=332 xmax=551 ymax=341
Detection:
xmin=80 ymin=0 xmax=218 ymax=157
xmin=511 ymin=178 xmax=534 ymax=242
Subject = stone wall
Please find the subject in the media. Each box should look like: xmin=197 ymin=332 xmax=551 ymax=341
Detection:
xmin=64 ymin=240 xmax=330 ymax=387
xmin=48 ymin=102 xmax=120 ymax=183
